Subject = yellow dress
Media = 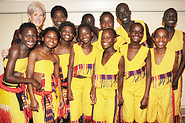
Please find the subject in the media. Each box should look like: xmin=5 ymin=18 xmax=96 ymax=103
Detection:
xmin=0 ymin=58 xmax=29 ymax=123
xmin=147 ymin=48 xmax=175 ymax=123
xmin=119 ymin=44 xmax=149 ymax=122
xmin=115 ymin=20 xmax=148 ymax=47
xmin=93 ymin=49 xmax=122 ymax=123
xmin=32 ymin=60 xmax=58 ymax=123
xmin=166 ymin=30 xmax=183 ymax=118
xmin=92 ymin=30 xmax=127 ymax=50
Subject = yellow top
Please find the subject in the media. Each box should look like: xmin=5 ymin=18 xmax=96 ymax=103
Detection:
xmin=4 ymin=57 xmax=28 ymax=73
xmin=73 ymin=43 xmax=98 ymax=77
xmin=94 ymin=50 xmax=122 ymax=89
xmin=34 ymin=60 xmax=54 ymax=91
xmin=92 ymin=30 xmax=127 ymax=50
xmin=150 ymin=48 xmax=175 ymax=88
xmin=3 ymin=57 xmax=28 ymax=87
xmin=166 ymin=30 xmax=183 ymax=51
xmin=115 ymin=20 xmax=148 ymax=47
xmin=120 ymin=44 xmax=149 ymax=84
xmin=58 ymin=54 xmax=70 ymax=80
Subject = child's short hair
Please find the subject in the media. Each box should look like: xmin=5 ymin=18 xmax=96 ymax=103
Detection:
xmin=27 ymin=1 xmax=46 ymax=18
xmin=50 ymin=5 xmax=68 ymax=18
xmin=116 ymin=3 xmax=130 ymax=12
xmin=58 ymin=21 xmax=76 ymax=35
xmin=103 ymin=28 xmax=117 ymax=38
xmin=78 ymin=23 xmax=93 ymax=36
xmin=130 ymin=23 xmax=144 ymax=33
xmin=81 ymin=13 xmax=94 ymax=22
xmin=153 ymin=27 xmax=169 ymax=38
xmin=19 ymin=22 xmax=38 ymax=35
xmin=100 ymin=12 xmax=114 ymax=22
xmin=42 ymin=27 xmax=60 ymax=41
xmin=163 ymin=8 xmax=177 ymax=17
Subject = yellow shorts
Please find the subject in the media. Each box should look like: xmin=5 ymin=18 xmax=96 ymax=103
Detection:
xmin=33 ymin=92 xmax=58 ymax=123
xmin=0 ymin=88 xmax=27 ymax=123
xmin=92 ymin=88 xmax=118 ymax=123
xmin=174 ymin=77 xmax=182 ymax=116
xmin=147 ymin=85 xmax=174 ymax=123
xmin=122 ymin=83 xmax=146 ymax=122
xmin=70 ymin=77 xmax=92 ymax=122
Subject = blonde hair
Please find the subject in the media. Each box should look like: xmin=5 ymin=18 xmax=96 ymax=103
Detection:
xmin=27 ymin=1 xmax=46 ymax=18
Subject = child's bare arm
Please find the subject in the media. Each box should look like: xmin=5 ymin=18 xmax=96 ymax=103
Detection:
xmin=67 ymin=46 xmax=75 ymax=101
xmin=140 ymin=50 xmax=151 ymax=109
xmin=90 ymin=62 xmax=96 ymax=105
xmin=27 ymin=50 xmax=41 ymax=111
xmin=54 ymin=54 xmax=64 ymax=109
xmin=118 ymin=56 xmax=125 ymax=106
xmin=4 ymin=47 xmax=40 ymax=87
xmin=173 ymin=51 xmax=181 ymax=90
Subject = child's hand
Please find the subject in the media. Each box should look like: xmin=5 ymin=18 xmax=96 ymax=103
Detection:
xmin=31 ymin=98 xmax=39 ymax=112
xmin=172 ymin=79 xmax=178 ymax=90
xmin=140 ymin=96 xmax=148 ymax=109
xmin=32 ymin=79 xmax=42 ymax=91
xmin=118 ymin=98 xmax=124 ymax=106
xmin=67 ymin=89 xmax=74 ymax=101
xmin=1 ymin=49 xmax=9 ymax=58
xmin=59 ymin=98 xmax=65 ymax=109
xmin=90 ymin=87 xmax=97 ymax=105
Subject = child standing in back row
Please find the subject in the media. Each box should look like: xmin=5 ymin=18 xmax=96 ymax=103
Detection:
xmin=92 ymin=12 xmax=127 ymax=50
xmin=67 ymin=23 xmax=98 ymax=122
xmin=147 ymin=27 xmax=178 ymax=123
xmin=119 ymin=23 xmax=151 ymax=123
xmin=50 ymin=5 xmax=68 ymax=29
xmin=54 ymin=21 xmax=76 ymax=122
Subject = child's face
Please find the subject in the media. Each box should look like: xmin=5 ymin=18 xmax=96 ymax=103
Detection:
xmin=153 ymin=29 xmax=168 ymax=49
xmin=163 ymin=10 xmax=177 ymax=27
xmin=116 ymin=4 xmax=131 ymax=24
xmin=101 ymin=30 xmax=116 ymax=49
xmin=43 ymin=31 xmax=58 ymax=49
xmin=129 ymin=24 xmax=144 ymax=43
xmin=82 ymin=16 xmax=95 ymax=28
xmin=28 ymin=9 xmax=44 ymax=28
xmin=60 ymin=26 xmax=74 ymax=42
xmin=19 ymin=27 xmax=37 ymax=49
xmin=52 ymin=10 xmax=67 ymax=27
xmin=79 ymin=27 xmax=93 ymax=44
xmin=100 ymin=14 xmax=114 ymax=30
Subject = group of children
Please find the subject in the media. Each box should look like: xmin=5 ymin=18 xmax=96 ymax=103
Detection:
xmin=0 ymin=1 xmax=184 ymax=123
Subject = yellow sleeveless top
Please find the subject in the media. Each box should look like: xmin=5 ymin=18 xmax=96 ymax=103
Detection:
xmin=120 ymin=44 xmax=149 ymax=84
xmin=34 ymin=60 xmax=54 ymax=91
xmin=58 ymin=54 xmax=70 ymax=81
xmin=94 ymin=50 xmax=122 ymax=89
xmin=73 ymin=43 xmax=98 ymax=78
xmin=166 ymin=30 xmax=183 ymax=65
xmin=92 ymin=30 xmax=127 ymax=50
xmin=3 ymin=57 xmax=28 ymax=87
xmin=115 ymin=20 xmax=148 ymax=47
xmin=150 ymin=48 xmax=175 ymax=88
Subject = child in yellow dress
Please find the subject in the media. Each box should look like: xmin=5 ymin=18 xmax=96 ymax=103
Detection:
xmin=27 ymin=27 xmax=64 ymax=123
xmin=90 ymin=28 xmax=125 ymax=123
xmin=0 ymin=22 xmax=41 ymax=123
xmin=119 ymin=23 xmax=151 ymax=123
xmin=67 ymin=23 xmax=98 ymax=122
